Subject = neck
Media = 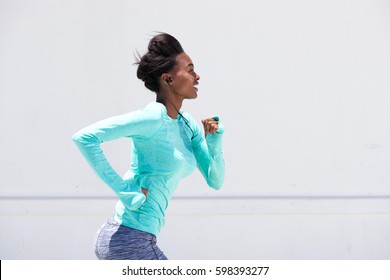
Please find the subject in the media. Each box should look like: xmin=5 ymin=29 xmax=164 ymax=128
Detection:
xmin=156 ymin=94 xmax=183 ymax=119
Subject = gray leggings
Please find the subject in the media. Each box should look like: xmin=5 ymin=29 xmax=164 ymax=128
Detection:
xmin=94 ymin=218 xmax=168 ymax=260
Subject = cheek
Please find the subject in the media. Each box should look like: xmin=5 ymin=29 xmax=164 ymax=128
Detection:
xmin=175 ymin=75 xmax=193 ymax=90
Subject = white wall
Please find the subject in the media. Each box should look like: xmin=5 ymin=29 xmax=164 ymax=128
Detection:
xmin=1 ymin=0 xmax=390 ymax=259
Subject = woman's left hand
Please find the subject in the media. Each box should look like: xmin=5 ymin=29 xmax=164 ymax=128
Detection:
xmin=202 ymin=118 xmax=219 ymax=135
xmin=141 ymin=188 xmax=148 ymax=198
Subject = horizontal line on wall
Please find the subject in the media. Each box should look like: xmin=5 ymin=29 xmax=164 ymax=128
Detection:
xmin=1 ymin=195 xmax=390 ymax=200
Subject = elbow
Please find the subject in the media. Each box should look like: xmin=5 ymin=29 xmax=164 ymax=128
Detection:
xmin=72 ymin=132 xmax=82 ymax=143
xmin=208 ymin=178 xmax=224 ymax=191
xmin=205 ymin=164 xmax=225 ymax=190
xmin=72 ymin=131 xmax=86 ymax=146
xmin=210 ymin=184 xmax=223 ymax=191
xmin=72 ymin=130 xmax=97 ymax=146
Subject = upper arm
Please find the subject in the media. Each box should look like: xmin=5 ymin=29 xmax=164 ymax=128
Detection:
xmin=72 ymin=107 xmax=164 ymax=145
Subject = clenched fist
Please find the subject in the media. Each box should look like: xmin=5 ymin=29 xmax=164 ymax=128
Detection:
xmin=202 ymin=117 xmax=219 ymax=135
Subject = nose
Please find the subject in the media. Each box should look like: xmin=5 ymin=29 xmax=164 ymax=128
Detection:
xmin=195 ymin=72 xmax=200 ymax=81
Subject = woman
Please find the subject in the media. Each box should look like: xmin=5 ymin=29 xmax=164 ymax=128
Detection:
xmin=72 ymin=33 xmax=225 ymax=260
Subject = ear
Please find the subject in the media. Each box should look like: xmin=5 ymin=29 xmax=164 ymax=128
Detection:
xmin=161 ymin=73 xmax=172 ymax=85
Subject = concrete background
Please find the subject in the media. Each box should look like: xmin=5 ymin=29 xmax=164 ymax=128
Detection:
xmin=1 ymin=0 xmax=389 ymax=259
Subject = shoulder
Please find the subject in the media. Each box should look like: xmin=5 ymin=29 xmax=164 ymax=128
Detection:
xmin=95 ymin=102 xmax=165 ymax=138
xmin=142 ymin=102 xmax=165 ymax=117
xmin=121 ymin=102 xmax=165 ymax=136
xmin=131 ymin=102 xmax=164 ymax=120
xmin=119 ymin=102 xmax=165 ymax=124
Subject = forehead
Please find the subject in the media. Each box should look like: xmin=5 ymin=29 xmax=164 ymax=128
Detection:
xmin=175 ymin=52 xmax=193 ymax=68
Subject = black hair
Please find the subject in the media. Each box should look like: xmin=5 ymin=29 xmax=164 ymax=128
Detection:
xmin=135 ymin=33 xmax=184 ymax=93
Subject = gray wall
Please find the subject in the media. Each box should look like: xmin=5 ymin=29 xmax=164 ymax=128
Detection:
xmin=1 ymin=0 xmax=389 ymax=259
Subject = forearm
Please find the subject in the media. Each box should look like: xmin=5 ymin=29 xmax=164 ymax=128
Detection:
xmin=72 ymin=131 xmax=128 ymax=192
xmin=193 ymin=122 xmax=225 ymax=190
xmin=204 ymin=132 xmax=225 ymax=189
xmin=72 ymin=131 xmax=145 ymax=208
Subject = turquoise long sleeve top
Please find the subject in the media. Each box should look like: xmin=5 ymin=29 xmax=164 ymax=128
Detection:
xmin=72 ymin=102 xmax=224 ymax=236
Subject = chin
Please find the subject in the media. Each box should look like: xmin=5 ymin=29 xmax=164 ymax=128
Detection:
xmin=185 ymin=92 xmax=198 ymax=99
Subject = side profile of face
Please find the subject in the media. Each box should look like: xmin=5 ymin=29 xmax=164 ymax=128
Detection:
xmin=169 ymin=52 xmax=200 ymax=100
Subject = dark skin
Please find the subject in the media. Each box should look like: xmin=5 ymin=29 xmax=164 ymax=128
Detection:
xmin=141 ymin=52 xmax=219 ymax=198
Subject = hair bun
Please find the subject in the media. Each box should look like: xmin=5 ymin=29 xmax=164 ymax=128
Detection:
xmin=135 ymin=33 xmax=184 ymax=93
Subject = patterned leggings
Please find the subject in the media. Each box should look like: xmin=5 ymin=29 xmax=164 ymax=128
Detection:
xmin=94 ymin=218 xmax=168 ymax=260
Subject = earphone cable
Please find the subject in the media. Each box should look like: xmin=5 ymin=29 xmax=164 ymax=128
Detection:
xmin=168 ymin=91 xmax=194 ymax=140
